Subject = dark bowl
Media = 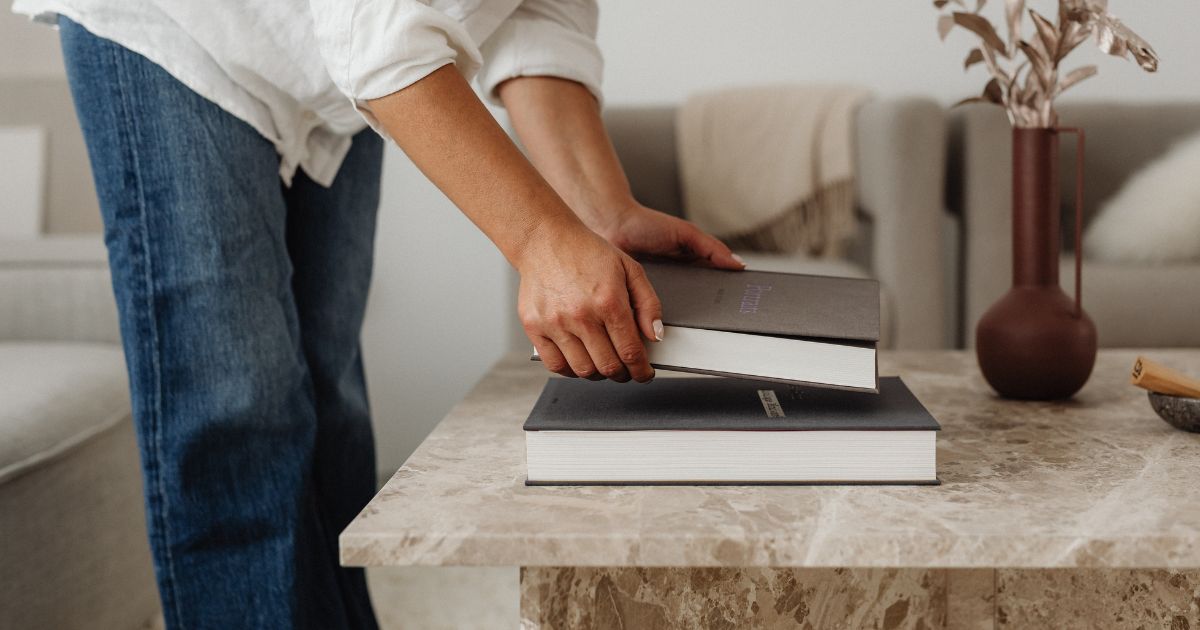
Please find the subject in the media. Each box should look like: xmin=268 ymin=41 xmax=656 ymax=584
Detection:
xmin=1148 ymin=392 xmax=1200 ymax=433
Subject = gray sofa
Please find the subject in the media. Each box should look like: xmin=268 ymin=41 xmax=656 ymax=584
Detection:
xmin=604 ymin=99 xmax=953 ymax=350
xmin=0 ymin=237 xmax=159 ymax=629
xmin=950 ymin=103 xmax=1200 ymax=348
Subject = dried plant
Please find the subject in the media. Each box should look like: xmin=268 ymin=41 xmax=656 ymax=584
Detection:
xmin=935 ymin=0 xmax=1159 ymax=127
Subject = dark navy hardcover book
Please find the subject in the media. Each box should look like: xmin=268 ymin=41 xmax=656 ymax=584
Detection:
xmin=524 ymin=377 xmax=937 ymax=432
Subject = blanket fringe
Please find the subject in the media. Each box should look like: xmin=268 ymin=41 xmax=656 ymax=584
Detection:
xmin=721 ymin=179 xmax=858 ymax=258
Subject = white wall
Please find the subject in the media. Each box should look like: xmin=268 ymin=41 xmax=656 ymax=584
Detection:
xmin=596 ymin=0 xmax=1200 ymax=106
xmin=0 ymin=10 xmax=62 ymax=78
xmin=362 ymin=152 xmax=512 ymax=480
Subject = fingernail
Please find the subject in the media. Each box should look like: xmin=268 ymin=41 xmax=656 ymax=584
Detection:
xmin=653 ymin=319 xmax=664 ymax=341
xmin=731 ymin=253 xmax=747 ymax=267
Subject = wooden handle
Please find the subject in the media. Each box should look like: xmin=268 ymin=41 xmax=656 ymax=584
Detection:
xmin=1131 ymin=356 xmax=1200 ymax=398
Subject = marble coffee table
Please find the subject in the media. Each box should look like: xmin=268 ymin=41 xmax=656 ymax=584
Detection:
xmin=341 ymin=350 xmax=1200 ymax=629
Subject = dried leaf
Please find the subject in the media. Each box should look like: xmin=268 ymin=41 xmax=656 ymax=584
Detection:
xmin=1028 ymin=9 xmax=1060 ymax=61
xmin=983 ymin=77 xmax=1004 ymax=104
xmin=1056 ymin=22 xmax=1092 ymax=63
xmin=938 ymin=14 xmax=955 ymax=40
xmin=1018 ymin=40 xmax=1053 ymax=94
xmin=953 ymin=12 xmax=1010 ymax=58
xmin=935 ymin=0 xmax=1155 ymax=129
xmin=1004 ymin=0 xmax=1025 ymax=55
xmin=1042 ymin=103 xmax=1056 ymax=128
xmin=1005 ymin=65 xmax=1023 ymax=110
xmin=1012 ymin=62 xmax=1039 ymax=116
xmin=1056 ymin=64 xmax=1098 ymax=95
xmin=1018 ymin=66 xmax=1040 ymax=108
xmin=1063 ymin=0 xmax=1108 ymax=14
xmin=1014 ymin=102 xmax=1040 ymax=127
xmin=964 ymin=48 xmax=985 ymax=69
xmin=1060 ymin=0 xmax=1108 ymax=23
xmin=979 ymin=43 xmax=1010 ymax=85
xmin=1027 ymin=28 xmax=1052 ymax=64
xmin=952 ymin=96 xmax=993 ymax=108
xmin=1094 ymin=16 xmax=1159 ymax=71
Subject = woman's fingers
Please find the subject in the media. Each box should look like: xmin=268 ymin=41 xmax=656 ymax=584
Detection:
xmin=549 ymin=332 xmax=604 ymax=380
xmin=530 ymin=336 xmax=575 ymax=378
xmin=622 ymin=258 xmax=664 ymax=344
xmin=600 ymin=311 xmax=654 ymax=383
xmin=574 ymin=321 xmax=632 ymax=383
xmin=678 ymin=222 xmax=745 ymax=270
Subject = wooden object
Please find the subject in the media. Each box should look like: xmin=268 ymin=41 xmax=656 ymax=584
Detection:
xmin=1132 ymin=356 xmax=1200 ymax=398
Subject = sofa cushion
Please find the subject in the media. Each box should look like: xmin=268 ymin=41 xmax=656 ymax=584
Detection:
xmin=1084 ymin=129 xmax=1200 ymax=263
xmin=0 ymin=236 xmax=120 ymax=344
xmin=0 ymin=342 xmax=131 ymax=482
xmin=1062 ymin=258 xmax=1200 ymax=348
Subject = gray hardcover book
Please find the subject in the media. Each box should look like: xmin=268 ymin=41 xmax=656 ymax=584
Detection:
xmin=524 ymin=377 xmax=939 ymax=485
xmin=643 ymin=263 xmax=880 ymax=343
xmin=632 ymin=263 xmax=879 ymax=391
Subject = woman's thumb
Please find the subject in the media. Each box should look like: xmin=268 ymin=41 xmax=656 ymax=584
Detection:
xmin=623 ymin=259 xmax=664 ymax=341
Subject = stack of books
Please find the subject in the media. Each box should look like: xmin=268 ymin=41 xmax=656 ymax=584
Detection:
xmin=524 ymin=262 xmax=940 ymax=486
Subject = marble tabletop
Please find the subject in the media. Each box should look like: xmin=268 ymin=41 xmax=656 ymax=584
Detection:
xmin=340 ymin=349 xmax=1200 ymax=569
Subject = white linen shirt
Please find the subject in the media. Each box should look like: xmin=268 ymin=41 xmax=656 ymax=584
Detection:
xmin=12 ymin=0 xmax=603 ymax=186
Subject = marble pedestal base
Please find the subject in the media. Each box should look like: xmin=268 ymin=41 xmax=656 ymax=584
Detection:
xmin=520 ymin=567 xmax=1200 ymax=629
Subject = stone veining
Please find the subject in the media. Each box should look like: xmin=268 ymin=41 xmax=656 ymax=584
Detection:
xmin=340 ymin=350 xmax=1200 ymax=569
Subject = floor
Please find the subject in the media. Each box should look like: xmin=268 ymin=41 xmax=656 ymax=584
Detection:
xmin=368 ymin=567 xmax=517 ymax=629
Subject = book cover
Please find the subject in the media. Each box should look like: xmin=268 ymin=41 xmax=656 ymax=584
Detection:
xmin=642 ymin=263 xmax=880 ymax=343
xmin=524 ymin=376 xmax=938 ymax=432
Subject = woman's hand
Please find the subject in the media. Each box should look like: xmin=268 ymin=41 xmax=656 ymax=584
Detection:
xmin=590 ymin=203 xmax=746 ymax=270
xmin=515 ymin=219 xmax=662 ymax=383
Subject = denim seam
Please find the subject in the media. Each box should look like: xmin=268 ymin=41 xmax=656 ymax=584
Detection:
xmin=110 ymin=43 xmax=184 ymax=630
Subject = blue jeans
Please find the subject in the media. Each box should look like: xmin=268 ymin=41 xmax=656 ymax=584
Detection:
xmin=60 ymin=18 xmax=382 ymax=630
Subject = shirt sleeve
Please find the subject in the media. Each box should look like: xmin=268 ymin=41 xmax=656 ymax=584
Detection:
xmin=309 ymin=0 xmax=483 ymax=125
xmin=476 ymin=0 xmax=604 ymax=107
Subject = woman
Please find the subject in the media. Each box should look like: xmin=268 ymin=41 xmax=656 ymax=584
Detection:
xmin=12 ymin=0 xmax=742 ymax=627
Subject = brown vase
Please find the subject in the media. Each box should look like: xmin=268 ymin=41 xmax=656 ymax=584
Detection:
xmin=975 ymin=127 xmax=1097 ymax=400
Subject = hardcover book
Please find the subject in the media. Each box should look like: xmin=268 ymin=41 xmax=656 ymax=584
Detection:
xmin=524 ymin=376 xmax=940 ymax=485
xmin=643 ymin=263 xmax=880 ymax=391
xmin=533 ymin=263 xmax=881 ymax=391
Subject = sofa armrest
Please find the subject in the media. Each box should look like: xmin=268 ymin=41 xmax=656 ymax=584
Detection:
xmin=0 ymin=236 xmax=120 ymax=344
xmin=603 ymin=106 xmax=684 ymax=218
xmin=854 ymin=98 xmax=949 ymax=349
xmin=951 ymin=105 xmax=1017 ymax=347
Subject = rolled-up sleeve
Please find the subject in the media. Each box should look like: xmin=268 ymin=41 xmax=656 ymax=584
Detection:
xmin=476 ymin=0 xmax=603 ymax=106
xmin=309 ymin=0 xmax=483 ymax=124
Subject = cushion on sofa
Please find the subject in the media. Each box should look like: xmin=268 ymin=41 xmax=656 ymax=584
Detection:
xmin=1059 ymin=258 xmax=1200 ymax=348
xmin=1083 ymin=130 xmax=1200 ymax=264
xmin=0 ymin=237 xmax=119 ymax=344
xmin=0 ymin=342 xmax=130 ymax=482
xmin=0 ymin=341 xmax=159 ymax=629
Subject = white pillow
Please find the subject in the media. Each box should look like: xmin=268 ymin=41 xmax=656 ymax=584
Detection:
xmin=1084 ymin=129 xmax=1200 ymax=263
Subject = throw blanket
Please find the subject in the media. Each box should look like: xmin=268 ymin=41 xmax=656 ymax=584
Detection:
xmin=677 ymin=85 xmax=872 ymax=257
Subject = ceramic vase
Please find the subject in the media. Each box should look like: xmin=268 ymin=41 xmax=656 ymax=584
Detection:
xmin=975 ymin=127 xmax=1097 ymax=400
